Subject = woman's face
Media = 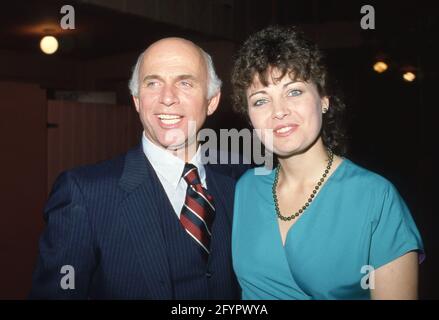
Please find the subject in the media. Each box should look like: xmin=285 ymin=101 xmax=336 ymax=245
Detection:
xmin=246 ymin=68 xmax=328 ymax=157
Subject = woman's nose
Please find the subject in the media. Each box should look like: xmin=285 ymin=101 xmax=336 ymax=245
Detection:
xmin=272 ymin=100 xmax=290 ymax=119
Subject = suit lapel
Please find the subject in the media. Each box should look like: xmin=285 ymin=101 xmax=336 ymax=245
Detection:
xmin=205 ymin=166 xmax=234 ymax=227
xmin=118 ymin=144 xmax=173 ymax=299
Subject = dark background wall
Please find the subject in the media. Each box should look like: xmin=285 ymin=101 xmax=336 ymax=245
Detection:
xmin=0 ymin=82 xmax=46 ymax=298
xmin=0 ymin=0 xmax=437 ymax=299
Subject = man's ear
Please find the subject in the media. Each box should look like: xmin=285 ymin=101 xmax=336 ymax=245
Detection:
xmin=206 ymin=91 xmax=221 ymax=116
xmin=132 ymin=95 xmax=140 ymax=113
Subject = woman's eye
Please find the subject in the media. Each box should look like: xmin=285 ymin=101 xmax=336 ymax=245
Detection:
xmin=287 ymin=89 xmax=302 ymax=97
xmin=253 ymin=99 xmax=268 ymax=107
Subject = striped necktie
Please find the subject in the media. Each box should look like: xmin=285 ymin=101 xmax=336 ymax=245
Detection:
xmin=180 ymin=163 xmax=215 ymax=260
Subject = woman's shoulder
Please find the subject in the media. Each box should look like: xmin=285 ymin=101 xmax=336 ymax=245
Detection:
xmin=236 ymin=166 xmax=275 ymax=189
xmin=339 ymin=158 xmax=398 ymax=195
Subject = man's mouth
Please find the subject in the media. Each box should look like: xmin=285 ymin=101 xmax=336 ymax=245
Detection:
xmin=157 ymin=114 xmax=183 ymax=125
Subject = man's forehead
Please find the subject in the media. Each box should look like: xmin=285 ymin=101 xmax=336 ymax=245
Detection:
xmin=140 ymin=50 xmax=206 ymax=80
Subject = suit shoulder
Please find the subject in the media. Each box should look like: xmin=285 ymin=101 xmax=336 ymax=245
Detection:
xmin=56 ymin=151 xmax=127 ymax=191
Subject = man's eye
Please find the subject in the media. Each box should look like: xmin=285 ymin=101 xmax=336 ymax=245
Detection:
xmin=180 ymin=81 xmax=193 ymax=87
xmin=253 ymin=99 xmax=268 ymax=107
xmin=287 ymin=89 xmax=302 ymax=97
xmin=146 ymin=81 xmax=159 ymax=87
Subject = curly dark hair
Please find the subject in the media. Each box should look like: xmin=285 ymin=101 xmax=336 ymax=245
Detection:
xmin=231 ymin=25 xmax=347 ymax=156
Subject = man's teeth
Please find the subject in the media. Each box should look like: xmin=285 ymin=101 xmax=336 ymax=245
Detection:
xmin=276 ymin=126 xmax=292 ymax=133
xmin=157 ymin=114 xmax=182 ymax=125
xmin=157 ymin=114 xmax=182 ymax=120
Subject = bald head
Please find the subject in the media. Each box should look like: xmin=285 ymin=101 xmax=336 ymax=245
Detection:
xmin=128 ymin=37 xmax=221 ymax=98
xmin=145 ymin=37 xmax=201 ymax=57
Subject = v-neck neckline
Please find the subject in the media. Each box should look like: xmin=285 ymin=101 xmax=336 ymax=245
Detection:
xmin=272 ymin=158 xmax=347 ymax=248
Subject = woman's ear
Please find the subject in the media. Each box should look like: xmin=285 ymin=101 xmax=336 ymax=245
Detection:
xmin=321 ymin=96 xmax=329 ymax=114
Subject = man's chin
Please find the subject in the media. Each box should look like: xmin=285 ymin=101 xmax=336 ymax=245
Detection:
xmin=162 ymin=139 xmax=187 ymax=152
xmin=163 ymin=139 xmax=200 ymax=161
xmin=165 ymin=143 xmax=185 ymax=151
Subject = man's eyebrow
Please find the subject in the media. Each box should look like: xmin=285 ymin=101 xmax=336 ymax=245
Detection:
xmin=176 ymin=74 xmax=198 ymax=82
xmin=142 ymin=74 xmax=163 ymax=82
xmin=142 ymin=74 xmax=198 ymax=82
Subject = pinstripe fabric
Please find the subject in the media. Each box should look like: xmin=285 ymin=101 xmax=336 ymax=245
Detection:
xmin=29 ymin=143 xmax=243 ymax=299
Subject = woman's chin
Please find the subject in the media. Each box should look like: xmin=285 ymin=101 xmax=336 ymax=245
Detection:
xmin=275 ymin=151 xmax=295 ymax=158
xmin=272 ymin=145 xmax=300 ymax=158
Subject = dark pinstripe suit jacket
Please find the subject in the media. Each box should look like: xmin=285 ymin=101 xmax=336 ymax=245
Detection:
xmin=29 ymin=144 xmax=246 ymax=299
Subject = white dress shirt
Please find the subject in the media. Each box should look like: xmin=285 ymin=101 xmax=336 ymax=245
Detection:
xmin=142 ymin=133 xmax=207 ymax=217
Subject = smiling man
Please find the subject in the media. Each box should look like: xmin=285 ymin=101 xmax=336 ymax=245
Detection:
xmin=29 ymin=38 xmax=244 ymax=299
xmin=131 ymin=38 xmax=221 ymax=159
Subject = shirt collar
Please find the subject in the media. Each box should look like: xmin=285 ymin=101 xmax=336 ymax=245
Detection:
xmin=142 ymin=132 xmax=206 ymax=188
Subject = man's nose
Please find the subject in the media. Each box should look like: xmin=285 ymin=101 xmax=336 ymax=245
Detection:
xmin=159 ymin=85 xmax=179 ymax=107
xmin=272 ymin=99 xmax=290 ymax=120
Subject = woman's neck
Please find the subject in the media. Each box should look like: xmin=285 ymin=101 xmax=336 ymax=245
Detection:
xmin=277 ymin=140 xmax=333 ymax=186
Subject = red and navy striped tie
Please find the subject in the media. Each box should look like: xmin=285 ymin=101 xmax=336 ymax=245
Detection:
xmin=180 ymin=163 xmax=215 ymax=261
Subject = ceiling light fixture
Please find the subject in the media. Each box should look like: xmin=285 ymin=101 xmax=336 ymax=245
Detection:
xmin=40 ymin=35 xmax=59 ymax=55
xmin=402 ymin=71 xmax=416 ymax=82
xmin=373 ymin=61 xmax=388 ymax=73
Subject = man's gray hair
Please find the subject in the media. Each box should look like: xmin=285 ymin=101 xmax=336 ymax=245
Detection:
xmin=128 ymin=47 xmax=222 ymax=99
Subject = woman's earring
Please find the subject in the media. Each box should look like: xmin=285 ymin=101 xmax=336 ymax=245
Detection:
xmin=322 ymin=107 xmax=328 ymax=114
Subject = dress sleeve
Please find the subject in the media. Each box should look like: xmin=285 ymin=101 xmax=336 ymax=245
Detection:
xmin=369 ymin=182 xmax=425 ymax=270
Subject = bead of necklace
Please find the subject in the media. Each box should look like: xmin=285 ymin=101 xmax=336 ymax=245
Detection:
xmin=272 ymin=149 xmax=334 ymax=221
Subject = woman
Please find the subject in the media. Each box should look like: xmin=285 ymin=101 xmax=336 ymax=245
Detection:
xmin=231 ymin=25 xmax=424 ymax=300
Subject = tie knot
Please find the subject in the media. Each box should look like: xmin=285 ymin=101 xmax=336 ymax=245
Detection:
xmin=182 ymin=163 xmax=201 ymax=186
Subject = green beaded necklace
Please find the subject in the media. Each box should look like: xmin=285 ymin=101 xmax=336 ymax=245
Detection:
xmin=272 ymin=149 xmax=334 ymax=221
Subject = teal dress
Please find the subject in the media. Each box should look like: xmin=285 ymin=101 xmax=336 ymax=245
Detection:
xmin=232 ymin=159 xmax=424 ymax=300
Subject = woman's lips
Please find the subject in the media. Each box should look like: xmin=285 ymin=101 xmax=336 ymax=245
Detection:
xmin=273 ymin=124 xmax=299 ymax=137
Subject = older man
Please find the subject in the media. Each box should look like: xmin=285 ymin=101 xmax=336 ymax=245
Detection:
xmin=30 ymin=38 xmax=244 ymax=299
